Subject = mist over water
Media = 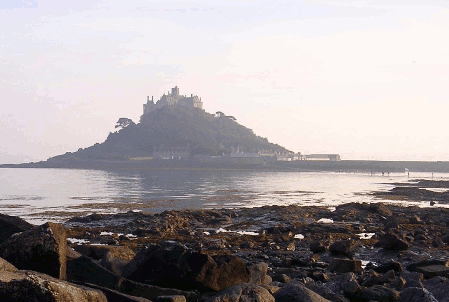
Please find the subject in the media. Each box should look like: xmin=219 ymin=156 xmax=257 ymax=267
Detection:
xmin=0 ymin=168 xmax=447 ymax=224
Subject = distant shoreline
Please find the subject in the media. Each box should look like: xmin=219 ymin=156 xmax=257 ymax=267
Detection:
xmin=2 ymin=159 xmax=449 ymax=173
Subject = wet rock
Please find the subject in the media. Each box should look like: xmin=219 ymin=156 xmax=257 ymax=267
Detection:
xmin=273 ymin=282 xmax=331 ymax=302
xmin=329 ymin=240 xmax=358 ymax=258
xmin=0 ymin=213 xmax=33 ymax=244
xmin=0 ymin=222 xmax=67 ymax=279
xmin=398 ymin=287 xmax=438 ymax=302
xmin=122 ymin=241 xmax=250 ymax=291
xmin=0 ymin=270 xmax=107 ymax=302
xmin=206 ymin=283 xmax=274 ymax=302
xmin=328 ymin=258 xmax=362 ymax=273
xmin=375 ymin=232 xmax=410 ymax=251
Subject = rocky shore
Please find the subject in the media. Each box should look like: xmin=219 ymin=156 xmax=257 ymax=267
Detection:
xmin=1 ymin=197 xmax=449 ymax=301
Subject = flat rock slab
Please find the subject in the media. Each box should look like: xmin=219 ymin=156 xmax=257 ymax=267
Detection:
xmin=415 ymin=265 xmax=449 ymax=278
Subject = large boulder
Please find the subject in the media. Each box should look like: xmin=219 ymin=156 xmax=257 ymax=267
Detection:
xmin=0 ymin=222 xmax=67 ymax=279
xmin=273 ymin=282 xmax=331 ymax=302
xmin=0 ymin=270 xmax=107 ymax=302
xmin=67 ymin=255 xmax=197 ymax=301
xmin=0 ymin=213 xmax=33 ymax=244
xmin=123 ymin=241 xmax=250 ymax=291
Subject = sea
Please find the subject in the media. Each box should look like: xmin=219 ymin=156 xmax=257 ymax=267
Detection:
xmin=0 ymin=168 xmax=448 ymax=225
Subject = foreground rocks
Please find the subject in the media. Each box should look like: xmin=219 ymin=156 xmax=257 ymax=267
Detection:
xmin=2 ymin=196 xmax=449 ymax=301
xmin=0 ymin=222 xmax=67 ymax=279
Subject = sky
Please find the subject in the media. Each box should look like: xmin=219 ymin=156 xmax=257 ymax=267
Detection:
xmin=1 ymin=0 xmax=449 ymax=164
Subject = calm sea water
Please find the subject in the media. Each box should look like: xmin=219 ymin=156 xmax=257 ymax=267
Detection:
xmin=0 ymin=168 xmax=447 ymax=224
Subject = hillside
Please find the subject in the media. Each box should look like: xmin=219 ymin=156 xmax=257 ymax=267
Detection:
xmin=48 ymin=106 xmax=289 ymax=161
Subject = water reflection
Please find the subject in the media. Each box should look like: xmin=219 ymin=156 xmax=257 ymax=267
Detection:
xmin=1 ymin=168 xmax=449 ymax=224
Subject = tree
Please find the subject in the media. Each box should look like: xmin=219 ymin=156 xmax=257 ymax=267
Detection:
xmin=115 ymin=118 xmax=135 ymax=130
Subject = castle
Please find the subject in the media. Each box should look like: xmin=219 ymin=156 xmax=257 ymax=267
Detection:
xmin=143 ymin=86 xmax=203 ymax=115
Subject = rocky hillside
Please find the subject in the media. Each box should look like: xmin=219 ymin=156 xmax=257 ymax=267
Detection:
xmin=49 ymin=106 xmax=289 ymax=161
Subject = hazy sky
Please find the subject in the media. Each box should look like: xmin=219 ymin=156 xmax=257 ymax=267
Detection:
xmin=1 ymin=0 xmax=449 ymax=164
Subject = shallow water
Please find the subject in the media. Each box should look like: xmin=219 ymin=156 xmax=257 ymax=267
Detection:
xmin=0 ymin=168 xmax=447 ymax=224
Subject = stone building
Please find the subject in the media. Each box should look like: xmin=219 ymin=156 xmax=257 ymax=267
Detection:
xmin=143 ymin=86 xmax=203 ymax=115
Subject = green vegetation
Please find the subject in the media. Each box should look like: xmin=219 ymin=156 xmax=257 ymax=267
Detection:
xmin=48 ymin=106 xmax=288 ymax=161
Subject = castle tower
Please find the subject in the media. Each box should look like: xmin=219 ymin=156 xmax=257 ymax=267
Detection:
xmin=172 ymin=86 xmax=179 ymax=96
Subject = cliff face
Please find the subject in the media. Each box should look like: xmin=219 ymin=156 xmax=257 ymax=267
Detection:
xmin=48 ymin=106 xmax=289 ymax=161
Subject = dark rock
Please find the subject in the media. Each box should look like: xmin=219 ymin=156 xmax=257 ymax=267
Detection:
xmin=0 ymin=222 xmax=67 ymax=279
xmin=422 ymin=276 xmax=449 ymax=302
xmin=206 ymin=283 xmax=274 ymax=302
xmin=328 ymin=258 xmax=362 ymax=273
xmin=384 ymin=216 xmax=399 ymax=230
xmin=0 ymin=213 xmax=33 ymax=244
xmin=305 ymin=284 xmax=350 ymax=302
xmin=398 ymin=287 xmax=438 ymax=302
xmin=368 ymin=203 xmax=393 ymax=216
xmin=0 ymin=270 xmax=107 ymax=301
xmin=358 ymin=285 xmax=400 ymax=302
xmin=273 ymin=282 xmax=331 ymax=302
xmin=67 ymin=255 xmax=196 ymax=301
xmin=122 ymin=242 xmax=250 ymax=291
xmin=74 ymin=244 xmax=135 ymax=261
xmin=414 ymin=265 xmax=449 ymax=278
xmin=310 ymin=240 xmax=328 ymax=253
xmin=374 ymin=260 xmax=403 ymax=274
xmin=375 ymin=232 xmax=410 ymax=251
xmin=272 ymin=274 xmax=291 ymax=283
xmin=240 ymin=241 xmax=255 ymax=249
xmin=415 ymin=234 xmax=428 ymax=241
xmin=329 ymin=240 xmax=358 ymax=258
xmin=407 ymin=259 xmax=449 ymax=272
xmin=342 ymin=273 xmax=361 ymax=297
xmin=361 ymin=271 xmax=383 ymax=287
xmin=154 ymin=295 xmax=186 ymax=302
